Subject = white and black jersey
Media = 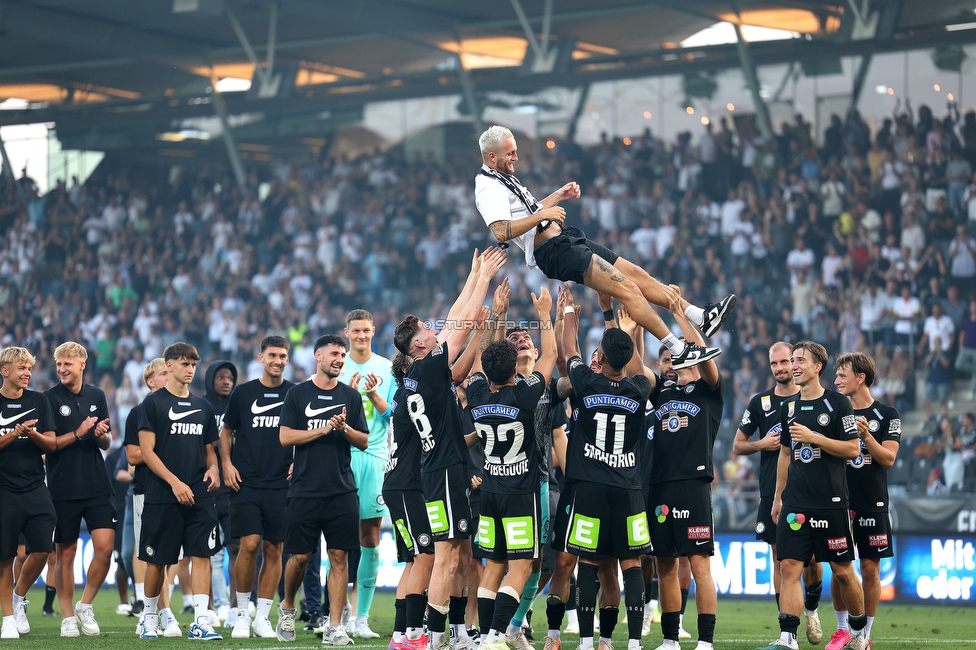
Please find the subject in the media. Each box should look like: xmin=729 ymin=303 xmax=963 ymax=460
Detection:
xmin=849 ymin=401 xmax=901 ymax=513
xmin=565 ymin=356 xmax=652 ymax=488
xmin=45 ymin=382 xmax=112 ymax=500
xmin=279 ymin=379 xmax=367 ymax=498
xmin=739 ymin=388 xmax=797 ymax=498
xmin=403 ymin=342 xmax=469 ymax=473
xmin=466 ymin=371 xmax=546 ymax=494
xmin=124 ymin=401 xmax=148 ymax=496
xmin=384 ymin=386 xmax=421 ymax=492
xmin=0 ymin=390 xmax=56 ymax=492
xmin=779 ymin=390 xmax=858 ymax=510
xmin=138 ymin=389 xmax=219 ymax=504
xmin=650 ymin=376 xmax=725 ymax=484
xmin=222 ymin=379 xmax=295 ymax=490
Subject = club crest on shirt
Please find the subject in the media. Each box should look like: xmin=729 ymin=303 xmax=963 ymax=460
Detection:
xmin=868 ymin=419 xmax=880 ymax=432
xmin=787 ymin=402 xmax=795 ymax=418
xmin=761 ymin=395 xmax=772 ymax=412
xmin=818 ymin=413 xmax=830 ymax=426
xmin=59 ymin=405 xmax=71 ymax=416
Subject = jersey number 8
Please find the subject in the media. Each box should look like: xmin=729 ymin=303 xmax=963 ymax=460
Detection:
xmin=406 ymin=394 xmax=435 ymax=451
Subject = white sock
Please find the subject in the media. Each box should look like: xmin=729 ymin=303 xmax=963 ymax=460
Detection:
xmin=780 ymin=631 xmax=797 ymax=645
xmin=506 ymin=624 xmax=522 ymax=637
xmin=407 ymin=627 xmax=424 ymax=640
xmin=567 ymin=609 xmax=579 ymax=624
xmin=168 ymin=584 xmax=175 ymax=600
xmin=663 ymin=333 xmax=685 ymax=356
xmin=182 ymin=593 xmax=193 ymax=609
xmin=628 ymin=639 xmax=642 ymax=650
xmin=3 ymin=616 xmax=14 ymax=626
xmin=835 ymin=609 xmax=849 ymax=631
xmin=256 ymin=598 xmax=273 ymax=621
xmin=650 ymin=599 xmax=658 ymax=611
xmin=12 ymin=593 xmax=23 ymax=608
xmin=77 ymin=602 xmax=92 ymax=611
xmin=679 ymin=614 xmax=684 ymax=628
xmin=160 ymin=608 xmax=173 ymax=626
xmin=394 ymin=631 xmax=405 ymax=643
xmin=432 ymin=631 xmax=446 ymax=647
xmin=192 ymin=594 xmax=210 ymax=621
xmin=548 ymin=629 xmax=560 ymax=638
xmin=580 ymin=635 xmax=594 ymax=649
xmin=236 ymin=592 xmax=250 ymax=614
xmin=456 ymin=624 xmax=470 ymax=639
xmin=804 ymin=608 xmax=817 ymax=617
xmin=135 ymin=583 xmax=145 ymax=603
xmin=865 ymin=616 xmax=874 ymax=640
xmin=685 ymin=304 xmax=706 ymax=328
xmin=145 ymin=596 xmax=159 ymax=616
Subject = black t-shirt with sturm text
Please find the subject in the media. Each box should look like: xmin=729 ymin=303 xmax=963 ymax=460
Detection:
xmin=222 ymin=379 xmax=295 ymax=490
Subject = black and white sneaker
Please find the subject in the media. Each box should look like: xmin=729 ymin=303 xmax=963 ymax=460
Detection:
xmin=700 ymin=294 xmax=737 ymax=338
xmin=671 ymin=343 xmax=722 ymax=370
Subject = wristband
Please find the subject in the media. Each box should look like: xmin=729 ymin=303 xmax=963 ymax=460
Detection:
xmin=563 ymin=306 xmax=575 ymax=315
xmin=74 ymin=431 xmax=80 ymax=440
xmin=602 ymin=309 xmax=615 ymax=322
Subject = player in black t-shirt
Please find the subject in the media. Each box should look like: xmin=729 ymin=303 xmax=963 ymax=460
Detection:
xmin=830 ymin=352 xmax=901 ymax=649
xmin=553 ymin=286 xmax=652 ymax=650
xmin=758 ymin=342 xmax=868 ymax=650
xmin=137 ymin=342 xmax=222 ymax=641
xmin=220 ymin=335 xmax=294 ymax=640
xmin=277 ymin=334 xmax=368 ymax=646
xmin=0 ymin=347 xmax=57 ymax=640
xmin=44 ymin=342 xmax=113 ymax=638
xmin=393 ymin=247 xmax=504 ymax=650
xmin=733 ymin=342 xmax=825 ymax=644
xmin=124 ymin=358 xmax=182 ymax=638
xmin=468 ymin=288 xmax=555 ymax=650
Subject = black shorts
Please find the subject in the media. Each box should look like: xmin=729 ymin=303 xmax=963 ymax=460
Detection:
xmin=776 ymin=505 xmax=854 ymax=565
xmin=647 ymin=479 xmax=714 ymax=557
xmin=469 ymin=493 xmax=487 ymax=559
xmin=140 ymin=497 xmax=219 ymax=565
xmin=850 ymin=511 xmax=893 ymax=560
xmin=284 ymin=493 xmax=359 ymax=555
xmin=477 ymin=491 xmax=541 ymax=561
xmin=53 ymin=496 xmax=117 ymax=544
xmin=756 ymin=495 xmax=776 ymax=545
xmin=534 ymin=226 xmax=620 ymax=285
xmin=383 ymin=487 xmax=435 ymax=563
xmin=421 ymin=463 xmax=471 ymax=542
xmin=214 ymin=491 xmax=235 ymax=551
xmin=230 ymin=486 xmax=288 ymax=542
xmin=552 ymin=481 xmax=651 ymax=560
xmin=0 ymin=487 xmax=57 ymax=559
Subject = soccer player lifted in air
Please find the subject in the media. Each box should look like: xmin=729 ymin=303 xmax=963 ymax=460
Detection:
xmin=393 ymin=247 xmax=506 ymax=650
xmin=0 ymin=347 xmax=57 ymax=640
xmin=468 ymin=287 xmax=556 ymax=650
xmin=220 ymin=335 xmax=295 ymax=639
xmin=475 ymin=125 xmax=734 ymax=371
xmin=757 ymin=342 xmax=868 ymax=650
xmin=733 ymin=343 xmax=824 ymax=645
xmin=830 ymin=352 xmax=900 ymax=650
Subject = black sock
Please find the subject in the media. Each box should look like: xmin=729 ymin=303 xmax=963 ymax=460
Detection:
xmin=491 ymin=592 xmax=520 ymax=635
xmin=44 ymin=586 xmax=57 ymax=610
xmin=577 ymin=563 xmax=599 ymax=639
xmin=623 ymin=566 xmax=644 ymax=641
xmin=779 ymin=613 xmax=800 ymax=637
xmin=804 ymin=581 xmax=823 ymax=612
xmin=775 ymin=593 xmax=780 ymax=611
xmin=698 ymin=613 xmax=716 ymax=644
xmin=680 ymin=587 xmax=689 ymax=615
xmin=477 ymin=597 xmax=495 ymax=636
xmin=661 ymin=611 xmax=680 ymax=642
xmin=644 ymin=583 xmax=654 ymax=605
xmin=599 ymin=607 xmax=619 ymax=639
xmin=546 ymin=596 xmax=566 ymax=633
xmin=427 ymin=606 xmax=448 ymax=635
xmin=406 ymin=593 xmax=428 ymax=631
xmin=650 ymin=578 xmax=659 ymax=601
xmin=449 ymin=596 xmax=467 ymax=626
xmin=848 ymin=613 xmax=867 ymax=632
xmin=394 ymin=599 xmax=407 ymax=634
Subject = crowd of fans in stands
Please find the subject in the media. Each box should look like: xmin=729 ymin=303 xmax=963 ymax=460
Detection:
xmin=1 ymin=99 xmax=975 ymax=494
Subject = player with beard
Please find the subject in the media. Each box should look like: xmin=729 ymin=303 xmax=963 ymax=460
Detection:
xmin=0 ymin=347 xmax=56 ymax=640
xmin=469 ymin=288 xmax=555 ymax=650
xmin=393 ymin=248 xmax=505 ymax=650
xmin=220 ymin=336 xmax=295 ymax=639
xmin=338 ymin=310 xmax=397 ymax=639
xmin=277 ymin=334 xmax=368 ymax=646
xmin=138 ymin=342 xmax=223 ymax=641
xmin=475 ymin=125 xmax=734 ymax=371
xmin=125 ymin=358 xmax=182 ymax=638
xmin=757 ymin=342 xmax=867 ymax=650
xmin=733 ymin=343 xmax=825 ymax=643
xmin=830 ymin=352 xmax=900 ymax=650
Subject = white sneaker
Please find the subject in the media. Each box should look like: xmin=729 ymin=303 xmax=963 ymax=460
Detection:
xmin=60 ymin=618 xmax=80 ymax=638
xmin=677 ymin=626 xmax=691 ymax=640
xmin=505 ymin=629 xmax=534 ymax=650
xmin=341 ymin=604 xmax=354 ymax=630
xmin=323 ymin=623 xmax=355 ymax=646
xmin=207 ymin=609 xmax=221 ymax=629
xmin=117 ymin=603 xmax=133 ymax=615
xmin=161 ymin=610 xmax=182 ymax=638
xmin=563 ymin=619 xmax=580 ymax=635
xmin=188 ymin=615 xmax=224 ymax=640
xmin=248 ymin=601 xmax=257 ymax=619
xmin=232 ymin=608 xmax=252 ymax=639
xmin=216 ymin=604 xmax=231 ymax=623
xmin=252 ymin=618 xmax=276 ymax=638
xmin=223 ymin=607 xmax=238 ymax=629
xmin=641 ymin=604 xmax=653 ymax=637
xmin=140 ymin=614 xmax=159 ymax=639
xmin=14 ymin=598 xmax=29 ymax=635
xmin=805 ymin=610 xmax=823 ymax=645
xmin=354 ymin=619 xmax=380 ymax=639
xmin=75 ymin=603 xmax=101 ymax=636
xmin=1 ymin=618 xmax=19 ymax=639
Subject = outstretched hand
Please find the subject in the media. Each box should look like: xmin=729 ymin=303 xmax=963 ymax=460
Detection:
xmin=597 ymin=291 xmax=613 ymax=312
xmin=492 ymin=277 xmax=511 ymax=313
xmin=617 ymin=305 xmax=637 ymax=335
xmin=478 ymin=247 xmax=507 ymax=280
xmin=532 ymin=287 xmax=553 ymax=318
xmin=663 ymin=284 xmax=682 ymax=314
xmin=557 ymin=181 xmax=581 ymax=201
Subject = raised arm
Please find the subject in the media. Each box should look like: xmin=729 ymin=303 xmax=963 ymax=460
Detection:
xmin=532 ymin=287 xmax=556 ymax=383
xmin=454 ymin=307 xmax=490 ymax=381
xmin=444 ymin=248 xmax=482 ymax=326
xmin=666 ymin=284 xmax=719 ymax=387
xmin=439 ymin=248 xmax=506 ymax=356
xmin=618 ymin=304 xmax=657 ymax=388
xmin=561 ymin=284 xmax=581 ymax=363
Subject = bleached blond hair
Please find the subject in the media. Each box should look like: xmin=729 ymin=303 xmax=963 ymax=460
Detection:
xmin=143 ymin=358 xmax=166 ymax=385
xmin=0 ymin=347 xmax=36 ymax=367
xmin=479 ymin=125 xmax=514 ymax=154
xmin=54 ymin=341 xmax=88 ymax=361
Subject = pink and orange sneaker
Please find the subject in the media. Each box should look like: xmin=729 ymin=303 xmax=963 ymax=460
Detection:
xmin=403 ymin=633 xmax=431 ymax=650
xmin=825 ymin=629 xmax=851 ymax=650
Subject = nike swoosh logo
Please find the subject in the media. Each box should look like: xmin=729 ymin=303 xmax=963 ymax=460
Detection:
xmin=0 ymin=409 xmax=34 ymax=426
xmin=765 ymin=411 xmax=777 ymax=417
xmin=251 ymin=400 xmax=284 ymax=415
xmin=168 ymin=408 xmax=201 ymax=421
xmin=305 ymin=403 xmax=343 ymax=418
xmin=696 ymin=540 xmax=709 ymax=545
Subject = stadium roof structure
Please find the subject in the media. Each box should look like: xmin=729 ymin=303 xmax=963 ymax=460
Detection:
xmin=1 ymin=0 xmax=976 ymax=171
